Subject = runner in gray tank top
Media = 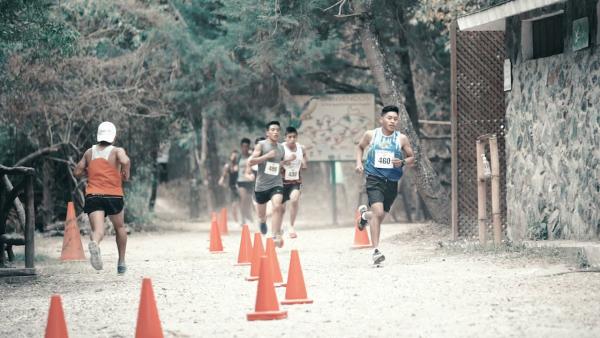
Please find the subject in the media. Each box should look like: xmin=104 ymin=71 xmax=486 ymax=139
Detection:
xmin=248 ymin=121 xmax=290 ymax=247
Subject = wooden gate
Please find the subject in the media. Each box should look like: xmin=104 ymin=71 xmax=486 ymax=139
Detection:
xmin=450 ymin=25 xmax=507 ymax=239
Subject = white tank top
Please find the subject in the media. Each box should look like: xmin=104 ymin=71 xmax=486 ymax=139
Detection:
xmin=282 ymin=143 xmax=303 ymax=181
xmin=91 ymin=145 xmax=114 ymax=160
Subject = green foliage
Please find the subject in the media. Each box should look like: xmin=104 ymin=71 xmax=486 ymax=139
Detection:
xmin=0 ymin=0 xmax=497 ymax=226
xmin=0 ymin=0 xmax=79 ymax=64
xmin=124 ymin=162 xmax=154 ymax=225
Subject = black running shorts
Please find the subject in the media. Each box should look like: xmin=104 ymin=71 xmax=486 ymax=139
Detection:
xmin=365 ymin=175 xmax=398 ymax=213
xmin=254 ymin=186 xmax=284 ymax=204
xmin=283 ymin=184 xmax=301 ymax=202
xmin=84 ymin=195 xmax=124 ymax=215
xmin=237 ymin=181 xmax=255 ymax=192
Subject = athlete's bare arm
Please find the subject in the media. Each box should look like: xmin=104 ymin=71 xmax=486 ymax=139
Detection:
xmin=244 ymin=160 xmax=255 ymax=181
xmin=398 ymin=134 xmax=416 ymax=167
xmin=117 ymin=148 xmax=131 ymax=181
xmin=301 ymin=145 xmax=308 ymax=169
xmin=218 ymin=164 xmax=229 ymax=186
xmin=247 ymin=143 xmax=276 ymax=166
xmin=355 ymin=130 xmax=373 ymax=174
xmin=74 ymin=149 xmax=91 ymax=178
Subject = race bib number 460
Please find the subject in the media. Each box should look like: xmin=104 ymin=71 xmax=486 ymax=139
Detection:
xmin=264 ymin=162 xmax=280 ymax=175
xmin=374 ymin=150 xmax=394 ymax=169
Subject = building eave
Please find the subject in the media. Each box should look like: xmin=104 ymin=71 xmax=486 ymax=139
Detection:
xmin=457 ymin=0 xmax=566 ymax=31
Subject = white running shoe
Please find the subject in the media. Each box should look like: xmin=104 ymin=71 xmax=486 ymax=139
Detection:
xmin=88 ymin=241 xmax=103 ymax=270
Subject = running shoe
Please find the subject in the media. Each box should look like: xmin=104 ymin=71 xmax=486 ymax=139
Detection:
xmin=88 ymin=241 xmax=103 ymax=270
xmin=372 ymin=248 xmax=385 ymax=265
xmin=357 ymin=205 xmax=369 ymax=231
xmin=117 ymin=262 xmax=127 ymax=275
xmin=288 ymin=226 xmax=297 ymax=239
xmin=260 ymin=222 xmax=268 ymax=235
xmin=274 ymin=234 xmax=284 ymax=248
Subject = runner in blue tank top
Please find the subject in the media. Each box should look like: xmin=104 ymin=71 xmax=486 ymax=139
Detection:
xmin=355 ymin=105 xmax=416 ymax=265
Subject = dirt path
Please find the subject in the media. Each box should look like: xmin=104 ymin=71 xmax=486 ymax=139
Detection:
xmin=1 ymin=222 xmax=599 ymax=337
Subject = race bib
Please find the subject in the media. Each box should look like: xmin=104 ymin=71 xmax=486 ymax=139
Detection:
xmin=284 ymin=168 xmax=300 ymax=180
xmin=264 ymin=162 xmax=280 ymax=176
xmin=374 ymin=150 xmax=394 ymax=169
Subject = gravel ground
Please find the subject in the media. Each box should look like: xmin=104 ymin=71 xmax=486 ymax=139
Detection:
xmin=1 ymin=221 xmax=599 ymax=338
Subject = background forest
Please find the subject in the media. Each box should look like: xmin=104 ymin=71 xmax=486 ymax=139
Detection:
xmin=0 ymin=0 xmax=504 ymax=230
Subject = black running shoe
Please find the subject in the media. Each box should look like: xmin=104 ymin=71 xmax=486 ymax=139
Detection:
xmin=260 ymin=222 xmax=268 ymax=235
xmin=357 ymin=205 xmax=368 ymax=231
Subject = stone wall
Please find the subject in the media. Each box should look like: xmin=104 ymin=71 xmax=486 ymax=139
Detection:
xmin=505 ymin=46 xmax=600 ymax=240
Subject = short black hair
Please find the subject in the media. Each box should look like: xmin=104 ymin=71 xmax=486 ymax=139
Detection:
xmin=254 ymin=137 xmax=266 ymax=144
xmin=285 ymin=126 xmax=297 ymax=135
xmin=265 ymin=120 xmax=280 ymax=130
xmin=240 ymin=138 xmax=251 ymax=145
xmin=381 ymin=105 xmax=400 ymax=115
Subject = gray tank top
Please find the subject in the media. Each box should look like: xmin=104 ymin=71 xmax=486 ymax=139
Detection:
xmin=255 ymin=140 xmax=284 ymax=192
xmin=237 ymin=154 xmax=253 ymax=183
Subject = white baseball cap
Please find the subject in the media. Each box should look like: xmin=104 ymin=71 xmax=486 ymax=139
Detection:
xmin=97 ymin=121 xmax=117 ymax=143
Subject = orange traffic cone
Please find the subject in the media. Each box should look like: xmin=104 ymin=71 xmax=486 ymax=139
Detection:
xmin=209 ymin=216 xmax=224 ymax=253
xmin=235 ymin=224 xmax=253 ymax=266
xmin=61 ymin=202 xmax=86 ymax=261
xmin=351 ymin=211 xmax=371 ymax=249
xmin=45 ymin=295 xmax=69 ymax=338
xmin=281 ymin=250 xmax=313 ymax=305
xmin=135 ymin=278 xmax=164 ymax=338
xmin=218 ymin=208 xmax=229 ymax=235
xmin=247 ymin=256 xmax=288 ymax=321
xmin=246 ymin=233 xmax=264 ymax=281
xmin=265 ymin=237 xmax=285 ymax=287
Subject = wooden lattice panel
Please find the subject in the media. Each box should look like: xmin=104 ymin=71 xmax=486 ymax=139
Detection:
xmin=455 ymin=30 xmax=507 ymax=238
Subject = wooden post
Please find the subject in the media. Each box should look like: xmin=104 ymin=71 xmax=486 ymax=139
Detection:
xmin=489 ymin=135 xmax=502 ymax=245
xmin=476 ymin=140 xmax=487 ymax=245
xmin=25 ymin=174 xmax=35 ymax=269
xmin=450 ymin=21 xmax=459 ymax=240
xmin=330 ymin=160 xmax=338 ymax=225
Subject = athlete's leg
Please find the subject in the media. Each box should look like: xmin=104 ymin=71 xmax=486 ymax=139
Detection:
xmin=366 ymin=202 xmax=386 ymax=249
xmin=238 ymin=187 xmax=253 ymax=225
xmin=270 ymin=193 xmax=285 ymax=247
xmin=288 ymin=188 xmax=301 ymax=233
xmin=88 ymin=210 xmax=105 ymax=270
xmin=256 ymin=201 xmax=268 ymax=234
xmin=108 ymin=210 xmax=127 ymax=267
xmin=231 ymin=199 xmax=240 ymax=225
xmin=89 ymin=210 xmax=106 ymax=244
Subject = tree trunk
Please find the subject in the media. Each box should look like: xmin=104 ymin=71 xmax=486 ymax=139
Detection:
xmin=201 ymin=117 xmax=223 ymax=211
xmin=356 ymin=0 xmax=450 ymax=225
xmin=1 ymin=175 xmax=26 ymax=232
xmin=42 ymin=160 xmax=54 ymax=228
xmin=190 ymin=121 xmax=203 ymax=218
xmin=148 ymin=151 xmax=159 ymax=212
xmin=393 ymin=3 xmax=420 ymax=137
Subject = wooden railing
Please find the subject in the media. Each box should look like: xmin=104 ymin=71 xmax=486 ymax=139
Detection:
xmin=0 ymin=164 xmax=36 ymax=276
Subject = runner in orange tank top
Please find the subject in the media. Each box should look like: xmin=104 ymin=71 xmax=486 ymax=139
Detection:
xmin=74 ymin=121 xmax=131 ymax=274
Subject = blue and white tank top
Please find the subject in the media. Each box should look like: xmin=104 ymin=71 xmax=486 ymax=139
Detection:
xmin=364 ymin=128 xmax=404 ymax=181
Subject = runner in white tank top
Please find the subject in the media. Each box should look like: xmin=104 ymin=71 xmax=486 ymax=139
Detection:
xmin=281 ymin=126 xmax=308 ymax=239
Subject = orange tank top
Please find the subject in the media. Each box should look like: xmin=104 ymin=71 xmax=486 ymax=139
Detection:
xmin=85 ymin=145 xmax=124 ymax=196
